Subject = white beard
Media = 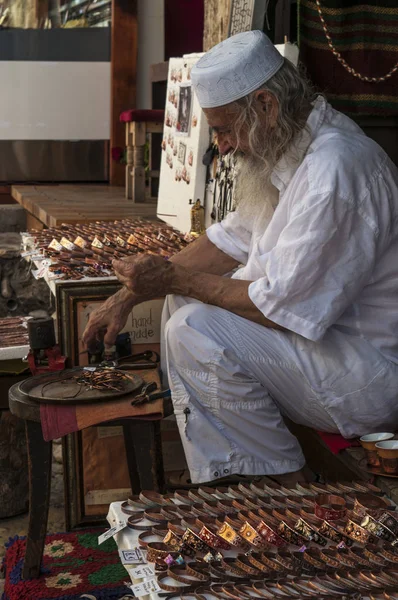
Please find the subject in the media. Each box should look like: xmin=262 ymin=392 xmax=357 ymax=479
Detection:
xmin=232 ymin=154 xmax=279 ymax=231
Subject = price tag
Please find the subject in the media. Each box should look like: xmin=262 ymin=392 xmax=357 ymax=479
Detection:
xmin=48 ymin=239 xmax=63 ymax=251
xmin=119 ymin=548 xmax=145 ymax=565
xmin=83 ymin=367 xmax=97 ymax=372
xmin=74 ymin=236 xmax=87 ymax=249
xmin=60 ymin=237 xmax=75 ymax=251
xmin=31 ymin=255 xmax=47 ymax=262
xmin=32 ymin=265 xmax=47 ymax=279
xmin=129 ymin=565 xmax=155 ymax=578
xmin=92 ymin=237 xmax=104 ymax=249
xmin=21 ymin=249 xmax=38 ymax=257
xmin=130 ymin=579 xmax=161 ymax=596
xmin=21 ymin=234 xmax=35 ymax=243
xmin=98 ymin=520 xmax=126 ymax=545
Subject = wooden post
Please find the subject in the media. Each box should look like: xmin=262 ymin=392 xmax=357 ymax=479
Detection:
xmin=23 ymin=421 xmax=53 ymax=579
xmin=125 ymin=124 xmax=134 ymax=199
xmin=203 ymin=0 xmax=232 ymax=51
xmin=8 ymin=0 xmax=48 ymax=28
xmin=110 ymin=0 xmax=138 ymax=186
xmin=131 ymin=121 xmax=146 ymax=202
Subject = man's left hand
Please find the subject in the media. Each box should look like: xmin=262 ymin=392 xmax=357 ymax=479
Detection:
xmin=112 ymin=255 xmax=176 ymax=299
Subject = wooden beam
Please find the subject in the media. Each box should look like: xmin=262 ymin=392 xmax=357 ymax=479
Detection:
xmin=110 ymin=0 xmax=138 ymax=186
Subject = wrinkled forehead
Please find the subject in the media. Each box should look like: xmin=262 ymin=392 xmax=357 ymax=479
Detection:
xmin=203 ymin=104 xmax=239 ymax=129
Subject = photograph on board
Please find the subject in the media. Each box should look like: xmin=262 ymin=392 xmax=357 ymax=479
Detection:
xmin=176 ymin=84 xmax=192 ymax=136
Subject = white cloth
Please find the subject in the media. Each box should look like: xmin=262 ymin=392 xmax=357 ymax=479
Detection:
xmin=162 ymin=293 xmax=398 ymax=483
xmin=161 ymin=98 xmax=398 ymax=482
xmin=207 ymin=97 xmax=398 ymax=363
xmin=191 ymin=30 xmax=284 ymax=108
xmin=203 ymin=96 xmax=398 ymax=440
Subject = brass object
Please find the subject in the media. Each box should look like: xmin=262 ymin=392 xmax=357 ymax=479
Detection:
xmin=189 ymin=199 xmax=206 ymax=236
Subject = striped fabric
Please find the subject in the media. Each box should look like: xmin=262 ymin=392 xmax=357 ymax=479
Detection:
xmin=299 ymin=0 xmax=398 ymax=116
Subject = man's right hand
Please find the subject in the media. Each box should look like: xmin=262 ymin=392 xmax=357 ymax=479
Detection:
xmin=82 ymin=287 xmax=138 ymax=352
xmin=82 ymin=235 xmax=237 ymax=352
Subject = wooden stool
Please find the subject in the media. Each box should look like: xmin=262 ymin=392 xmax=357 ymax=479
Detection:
xmin=120 ymin=109 xmax=164 ymax=202
xmin=8 ymin=370 xmax=171 ymax=580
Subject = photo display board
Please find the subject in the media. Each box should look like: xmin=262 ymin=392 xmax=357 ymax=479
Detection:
xmin=157 ymin=53 xmax=211 ymax=234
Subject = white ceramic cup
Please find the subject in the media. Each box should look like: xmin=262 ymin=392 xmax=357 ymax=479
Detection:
xmin=375 ymin=440 xmax=398 ymax=474
xmin=360 ymin=433 xmax=395 ymax=467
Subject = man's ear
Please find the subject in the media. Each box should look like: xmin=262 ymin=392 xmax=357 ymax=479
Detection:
xmin=254 ymin=90 xmax=278 ymax=127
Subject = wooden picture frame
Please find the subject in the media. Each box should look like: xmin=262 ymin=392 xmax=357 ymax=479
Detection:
xmin=56 ymin=280 xmax=163 ymax=529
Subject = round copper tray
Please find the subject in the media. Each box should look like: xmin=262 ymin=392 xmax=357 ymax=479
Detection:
xmin=17 ymin=368 xmax=144 ymax=405
xmin=359 ymin=457 xmax=398 ymax=479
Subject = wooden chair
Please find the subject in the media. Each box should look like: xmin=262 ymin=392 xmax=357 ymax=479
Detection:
xmin=8 ymin=368 xmax=171 ymax=580
xmin=119 ymin=109 xmax=164 ymax=202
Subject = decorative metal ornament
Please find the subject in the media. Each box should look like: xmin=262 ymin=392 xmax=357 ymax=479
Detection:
xmin=228 ymin=0 xmax=270 ymax=37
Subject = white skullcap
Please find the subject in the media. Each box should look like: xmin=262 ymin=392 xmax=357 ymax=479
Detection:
xmin=191 ymin=30 xmax=284 ymax=109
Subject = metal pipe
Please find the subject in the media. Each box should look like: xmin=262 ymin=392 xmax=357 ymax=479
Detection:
xmin=6 ymin=299 xmax=18 ymax=312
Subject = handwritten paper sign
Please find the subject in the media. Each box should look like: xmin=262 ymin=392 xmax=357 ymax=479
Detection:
xmin=98 ymin=520 xmax=126 ymax=545
xmin=129 ymin=564 xmax=155 ymax=578
xmin=119 ymin=547 xmax=145 ymax=565
xmin=131 ymin=579 xmax=161 ymax=596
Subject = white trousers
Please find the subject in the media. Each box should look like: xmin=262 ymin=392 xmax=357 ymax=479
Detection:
xmin=161 ymin=295 xmax=334 ymax=483
xmin=161 ymin=295 xmax=398 ymax=484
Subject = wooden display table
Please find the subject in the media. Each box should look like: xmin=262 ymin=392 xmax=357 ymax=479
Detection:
xmin=11 ymin=185 xmax=158 ymax=229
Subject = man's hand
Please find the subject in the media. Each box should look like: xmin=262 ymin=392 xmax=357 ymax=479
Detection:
xmin=82 ymin=287 xmax=138 ymax=352
xmin=114 ymin=254 xmax=283 ymax=332
xmin=82 ymin=236 xmax=239 ymax=353
xmin=112 ymin=255 xmax=175 ymax=299
xmin=83 ymin=255 xmax=177 ymax=353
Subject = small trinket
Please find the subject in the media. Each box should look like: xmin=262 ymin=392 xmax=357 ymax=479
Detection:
xmin=189 ymin=199 xmax=205 ymax=236
xmin=175 ymin=555 xmax=185 ymax=565
xmin=164 ymin=554 xmax=175 ymax=566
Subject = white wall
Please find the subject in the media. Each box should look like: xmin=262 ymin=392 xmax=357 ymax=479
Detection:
xmin=137 ymin=0 xmax=165 ymax=109
xmin=0 ymin=61 xmax=111 ymax=140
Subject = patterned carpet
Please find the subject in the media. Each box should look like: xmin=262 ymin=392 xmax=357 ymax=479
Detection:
xmin=2 ymin=531 xmax=132 ymax=600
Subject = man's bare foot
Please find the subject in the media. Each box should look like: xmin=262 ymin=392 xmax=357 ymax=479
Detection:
xmin=268 ymin=465 xmax=316 ymax=487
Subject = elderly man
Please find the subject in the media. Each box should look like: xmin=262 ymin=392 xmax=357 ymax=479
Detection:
xmin=83 ymin=31 xmax=398 ymax=486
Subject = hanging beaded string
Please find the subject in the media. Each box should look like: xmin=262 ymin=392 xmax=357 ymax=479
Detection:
xmin=316 ymin=0 xmax=398 ymax=83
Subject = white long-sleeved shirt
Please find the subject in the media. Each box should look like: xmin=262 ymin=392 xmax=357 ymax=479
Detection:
xmin=207 ymin=96 xmax=398 ymax=364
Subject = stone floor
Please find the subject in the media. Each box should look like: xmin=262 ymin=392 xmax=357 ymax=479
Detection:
xmin=0 ymin=440 xmax=65 ymax=588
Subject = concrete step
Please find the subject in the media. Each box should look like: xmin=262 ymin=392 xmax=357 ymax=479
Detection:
xmin=0 ymin=205 xmax=26 ymax=233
